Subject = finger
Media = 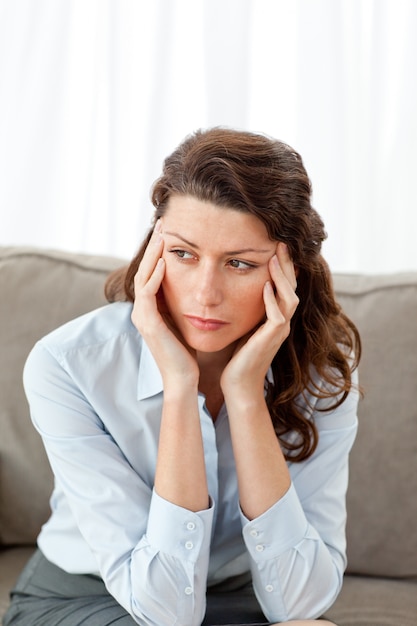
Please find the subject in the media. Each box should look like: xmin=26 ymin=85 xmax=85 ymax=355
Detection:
xmin=275 ymin=242 xmax=297 ymax=290
xmin=132 ymin=257 xmax=166 ymax=335
xmin=259 ymin=280 xmax=297 ymax=356
xmin=263 ymin=280 xmax=286 ymax=326
xmin=134 ymin=219 xmax=164 ymax=287
xmin=268 ymin=253 xmax=299 ymax=321
xmin=140 ymin=257 xmax=165 ymax=298
xmin=270 ymin=245 xmax=297 ymax=297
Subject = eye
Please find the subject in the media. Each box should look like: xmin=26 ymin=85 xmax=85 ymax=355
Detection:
xmin=169 ymin=249 xmax=195 ymax=260
xmin=228 ymin=259 xmax=256 ymax=270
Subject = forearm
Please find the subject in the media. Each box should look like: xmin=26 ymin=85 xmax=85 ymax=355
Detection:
xmin=235 ymin=388 xmax=359 ymax=621
xmin=241 ymin=485 xmax=343 ymax=621
xmin=126 ymin=490 xmax=213 ymax=625
xmin=155 ymin=386 xmax=209 ymax=512
xmin=225 ymin=391 xmax=291 ymax=520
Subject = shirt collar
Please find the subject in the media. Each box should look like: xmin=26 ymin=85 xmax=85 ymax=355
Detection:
xmin=137 ymin=339 xmax=164 ymax=400
xmin=136 ymin=340 xmax=274 ymax=401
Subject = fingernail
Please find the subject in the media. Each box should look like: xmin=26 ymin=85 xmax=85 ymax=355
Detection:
xmin=153 ymin=219 xmax=162 ymax=243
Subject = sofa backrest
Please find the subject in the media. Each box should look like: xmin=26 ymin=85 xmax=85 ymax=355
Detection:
xmin=0 ymin=247 xmax=123 ymax=546
xmin=334 ymin=273 xmax=417 ymax=578
xmin=1 ymin=247 xmax=416 ymax=579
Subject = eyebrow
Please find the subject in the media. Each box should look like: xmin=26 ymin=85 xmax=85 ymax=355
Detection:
xmin=163 ymin=231 xmax=272 ymax=255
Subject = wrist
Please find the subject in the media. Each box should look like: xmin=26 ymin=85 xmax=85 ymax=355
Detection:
xmin=222 ymin=386 xmax=267 ymax=414
xmin=162 ymin=378 xmax=199 ymax=400
xmin=222 ymin=377 xmax=265 ymax=403
xmin=221 ymin=364 xmax=267 ymax=396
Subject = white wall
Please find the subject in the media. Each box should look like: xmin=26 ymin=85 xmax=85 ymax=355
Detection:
xmin=1 ymin=0 xmax=416 ymax=273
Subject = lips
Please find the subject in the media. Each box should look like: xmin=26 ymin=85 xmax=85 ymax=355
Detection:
xmin=185 ymin=315 xmax=229 ymax=331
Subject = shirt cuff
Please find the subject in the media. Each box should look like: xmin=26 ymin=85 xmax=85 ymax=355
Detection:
xmin=145 ymin=489 xmax=214 ymax=563
xmin=241 ymin=483 xmax=308 ymax=561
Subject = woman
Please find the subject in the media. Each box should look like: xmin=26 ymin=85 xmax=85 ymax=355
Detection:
xmin=5 ymin=128 xmax=360 ymax=626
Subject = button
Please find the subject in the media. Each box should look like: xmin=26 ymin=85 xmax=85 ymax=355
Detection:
xmin=184 ymin=586 xmax=193 ymax=595
xmin=186 ymin=522 xmax=196 ymax=531
xmin=250 ymin=529 xmax=259 ymax=538
xmin=185 ymin=541 xmax=194 ymax=550
xmin=255 ymin=544 xmax=264 ymax=552
xmin=265 ymin=584 xmax=274 ymax=592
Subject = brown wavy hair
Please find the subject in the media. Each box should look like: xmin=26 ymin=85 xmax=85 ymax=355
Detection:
xmin=105 ymin=127 xmax=361 ymax=462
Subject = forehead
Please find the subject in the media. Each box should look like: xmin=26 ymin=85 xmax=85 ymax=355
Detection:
xmin=163 ymin=195 xmax=274 ymax=249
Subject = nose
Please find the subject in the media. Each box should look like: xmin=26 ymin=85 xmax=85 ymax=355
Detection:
xmin=194 ymin=263 xmax=223 ymax=307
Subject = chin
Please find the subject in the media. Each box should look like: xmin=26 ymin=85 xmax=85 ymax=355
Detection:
xmin=183 ymin=331 xmax=234 ymax=355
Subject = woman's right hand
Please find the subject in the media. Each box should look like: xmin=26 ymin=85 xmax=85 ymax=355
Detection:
xmin=131 ymin=220 xmax=200 ymax=391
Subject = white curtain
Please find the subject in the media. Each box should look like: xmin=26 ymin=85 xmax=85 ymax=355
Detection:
xmin=1 ymin=0 xmax=416 ymax=273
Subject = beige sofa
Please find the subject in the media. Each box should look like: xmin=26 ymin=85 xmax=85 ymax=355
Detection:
xmin=1 ymin=245 xmax=416 ymax=626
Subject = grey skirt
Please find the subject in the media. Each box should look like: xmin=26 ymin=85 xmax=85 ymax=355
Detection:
xmin=3 ymin=550 xmax=268 ymax=626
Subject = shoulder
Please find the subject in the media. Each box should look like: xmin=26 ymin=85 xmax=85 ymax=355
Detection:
xmin=297 ymin=365 xmax=360 ymax=432
xmin=38 ymin=301 xmax=135 ymax=355
xmin=24 ymin=302 xmax=140 ymax=379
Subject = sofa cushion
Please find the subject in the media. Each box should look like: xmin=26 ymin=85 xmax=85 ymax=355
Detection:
xmin=333 ymin=273 xmax=417 ymax=578
xmin=324 ymin=575 xmax=417 ymax=626
xmin=0 ymin=246 xmax=124 ymax=546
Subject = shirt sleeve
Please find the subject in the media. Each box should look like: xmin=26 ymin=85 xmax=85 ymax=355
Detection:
xmin=240 ymin=372 xmax=359 ymax=622
xmin=24 ymin=342 xmax=214 ymax=626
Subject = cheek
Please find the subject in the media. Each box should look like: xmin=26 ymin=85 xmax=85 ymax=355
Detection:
xmin=162 ymin=255 xmax=184 ymax=285
xmin=160 ymin=264 xmax=185 ymax=313
xmin=234 ymin=282 xmax=266 ymax=320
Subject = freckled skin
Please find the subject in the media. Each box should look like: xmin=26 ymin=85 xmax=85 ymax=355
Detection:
xmin=161 ymin=195 xmax=277 ymax=359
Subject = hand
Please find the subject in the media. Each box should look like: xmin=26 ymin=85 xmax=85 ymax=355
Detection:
xmin=131 ymin=221 xmax=199 ymax=390
xmin=220 ymin=242 xmax=299 ymax=399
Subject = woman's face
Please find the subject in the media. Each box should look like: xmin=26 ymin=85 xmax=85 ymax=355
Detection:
xmin=160 ymin=195 xmax=277 ymax=357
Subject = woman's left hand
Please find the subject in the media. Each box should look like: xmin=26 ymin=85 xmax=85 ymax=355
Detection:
xmin=220 ymin=242 xmax=299 ymax=399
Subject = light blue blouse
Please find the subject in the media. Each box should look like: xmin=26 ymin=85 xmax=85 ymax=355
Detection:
xmin=23 ymin=301 xmax=359 ymax=625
